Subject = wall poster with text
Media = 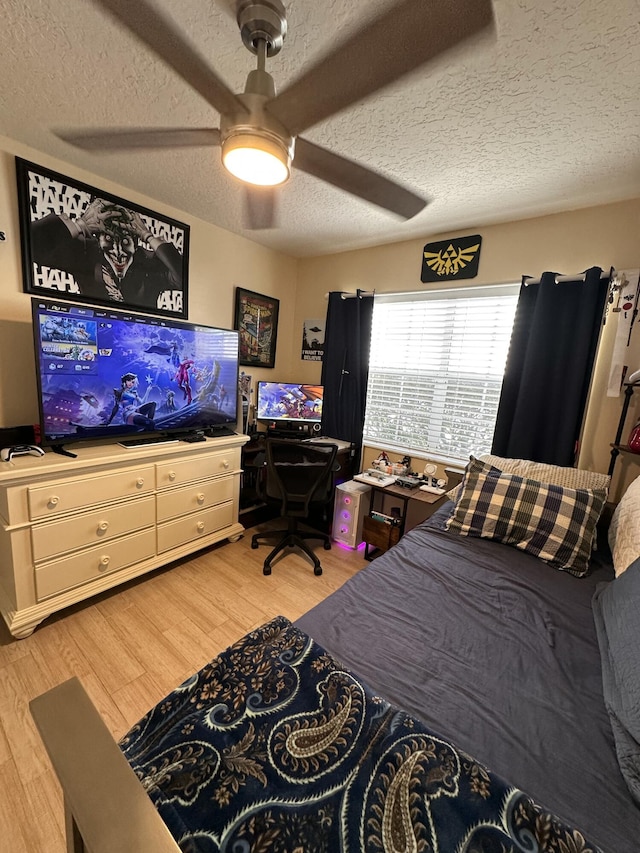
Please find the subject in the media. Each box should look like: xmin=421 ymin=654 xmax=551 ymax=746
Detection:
xmin=16 ymin=157 xmax=190 ymax=319
xmin=301 ymin=317 xmax=325 ymax=361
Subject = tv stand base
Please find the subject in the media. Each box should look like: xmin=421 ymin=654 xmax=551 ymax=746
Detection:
xmin=51 ymin=444 xmax=78 ymax=458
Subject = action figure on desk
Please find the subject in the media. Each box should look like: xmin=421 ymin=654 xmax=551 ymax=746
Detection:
xmin=371 ymin=451 xmax=391 ymax=472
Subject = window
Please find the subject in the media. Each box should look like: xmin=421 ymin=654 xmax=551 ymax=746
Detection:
xmin=363 ymin=285 xmax=519 ymax=464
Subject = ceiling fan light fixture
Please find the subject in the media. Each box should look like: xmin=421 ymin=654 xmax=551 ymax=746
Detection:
xmin=222 ymin=130 xmax=291 ymax=187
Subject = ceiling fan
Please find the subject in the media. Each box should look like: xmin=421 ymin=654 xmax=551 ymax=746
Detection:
xmin=57 ymin=0 xmax=495 ymax=229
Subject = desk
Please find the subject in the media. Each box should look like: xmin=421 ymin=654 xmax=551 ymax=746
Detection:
xmin=306 ymin=437 xmax=354 ymax=483
xmin=362 ymin=470 xmax=463 ymax=560
xmin=370 ymin=481 xmax=448 ymax=526
xmin=240 ymin=433 xmax=353 ymax=519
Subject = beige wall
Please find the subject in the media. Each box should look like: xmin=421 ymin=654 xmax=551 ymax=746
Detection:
xmin=1 ymin=132 xmax=639 ymax=500
xmin=0 ymin=135 xmax=299 ymax=431
xmin=297 ymin=199 xmax=640 ymax=500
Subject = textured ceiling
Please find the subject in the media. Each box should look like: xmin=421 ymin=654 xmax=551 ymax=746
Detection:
xmin=0 ymin=0 xmax=639 ymax=258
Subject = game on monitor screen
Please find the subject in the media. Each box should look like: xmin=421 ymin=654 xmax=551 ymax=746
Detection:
xmin=256 ymin=382 xmax=323 ymax=423
xmin=32 ymin=298 xmax=239 ymax=447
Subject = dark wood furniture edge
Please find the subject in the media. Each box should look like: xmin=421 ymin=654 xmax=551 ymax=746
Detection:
xmin=363 ymin=514 xmax=401 ymax=560
xmin=444 ymin=467 xmax=464 ymax=489
xmin=30 ymin=677 xmax=179 ymax=853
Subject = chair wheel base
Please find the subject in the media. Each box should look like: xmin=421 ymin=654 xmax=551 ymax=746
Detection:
xmin=251 ymin=541 xmax=259 ymax=549
xmin=253 ymin=522 xmax=330 ymax=577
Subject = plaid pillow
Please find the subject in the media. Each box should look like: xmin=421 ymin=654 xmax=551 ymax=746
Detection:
xmin=446 ymin=457 xmax=608 ymax=576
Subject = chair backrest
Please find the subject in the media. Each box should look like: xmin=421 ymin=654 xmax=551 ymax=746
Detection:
xmin=261 ymin=439 xmax=339 ymax=518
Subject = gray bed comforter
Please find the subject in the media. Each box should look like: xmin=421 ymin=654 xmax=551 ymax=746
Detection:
xmin=297 ymin=505 xmax=639 ymax=852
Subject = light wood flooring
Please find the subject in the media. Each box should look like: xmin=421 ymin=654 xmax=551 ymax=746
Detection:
xmin=0 ymin=520 xmax=368 ymax=852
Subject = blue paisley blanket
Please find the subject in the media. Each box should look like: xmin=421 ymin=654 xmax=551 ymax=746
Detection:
xmin=120 ymin=616 xmax=602 ymax=852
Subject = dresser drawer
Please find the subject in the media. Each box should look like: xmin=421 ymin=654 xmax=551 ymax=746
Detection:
xmin=35 ymin=528 xmax=157 ymax=601
xmin=28 ymin=466 xmax=155 ymax=520
xmin=31 ymin=496 xmax=155 ymax=562
xmin=156 ymin=477 xmax=234 ymax=523
xmin=156 ymin=450 xmax=240 ymax=489
xmin=157 ymin=502 xmax=234 ymax=553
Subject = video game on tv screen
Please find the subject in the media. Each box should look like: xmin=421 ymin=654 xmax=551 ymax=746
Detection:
xmin=256 ymin=382 xmax=323 ymax=422
xmin=32 ymin=299 xmax=239 ymax=445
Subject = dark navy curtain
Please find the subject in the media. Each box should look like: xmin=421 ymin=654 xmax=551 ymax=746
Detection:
xmin=492 ymin=266 xmax=609 ymax=466
xmin=321 ymin=291 xmax=373 ymax=466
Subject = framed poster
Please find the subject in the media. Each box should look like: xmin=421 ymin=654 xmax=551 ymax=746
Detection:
xmin=16 ymin=157 xmax=190 ymax=319
xmin=301 ymin=317 xmax=325 ymax=361
xmin=234 ymin=287 xmax=279 ymax=368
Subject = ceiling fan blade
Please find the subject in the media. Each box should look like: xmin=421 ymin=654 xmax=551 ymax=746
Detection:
xmin=91 ymin=0 xmax=245 ymax=118
xmin=268 ymin=0 xmax=494 ymax=136
xmin=56 ymin=128 xmax=222 ymax=151
xmin=294 ymin=137 xmax=427 ymax=219
xmin=244 ymin=187 xmax=278 ymax=230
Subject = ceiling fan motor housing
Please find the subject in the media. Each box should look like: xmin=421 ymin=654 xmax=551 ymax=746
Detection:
xmin=220 ymin=88 xmax=295 ymax=162
xmin=236 ymin=0 xmax=287 ymax=57
xmin=220 ymin=86 xmax=295 ymax=183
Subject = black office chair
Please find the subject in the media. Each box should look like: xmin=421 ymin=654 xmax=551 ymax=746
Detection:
xmin=251 ymin=439 xmax=339 ymax=576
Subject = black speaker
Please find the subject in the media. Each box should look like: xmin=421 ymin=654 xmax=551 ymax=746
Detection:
xmin=0 ymin=424 xmax=37 ymax=449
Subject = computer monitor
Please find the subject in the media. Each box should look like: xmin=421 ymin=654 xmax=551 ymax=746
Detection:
xmin=256 ymin=382 xmax=323 ymax=424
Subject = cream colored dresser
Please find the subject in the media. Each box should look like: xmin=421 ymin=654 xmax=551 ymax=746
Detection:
xmin=0 ymin=434 xmax=248 ymax=638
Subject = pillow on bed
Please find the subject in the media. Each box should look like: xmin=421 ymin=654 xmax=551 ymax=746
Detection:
xmin=477 ymin=453 xmax=611 ymax=491
xmin=608 ymin=475 xmax=640 ymax=576
xmin=445 ymin=453 xmax=610 ymax=501
xmin=446 ymin=456 xmax=608 ymax=576
xmin=592 ymin=556 xmax=640 ymax=804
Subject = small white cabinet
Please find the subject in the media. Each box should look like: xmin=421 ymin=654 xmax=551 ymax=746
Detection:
xmin=0 ymin=434 xmax=248 ymax=638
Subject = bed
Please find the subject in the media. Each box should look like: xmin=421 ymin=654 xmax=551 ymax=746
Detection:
xmin=30 ymin=455 xmax=640 ymax=853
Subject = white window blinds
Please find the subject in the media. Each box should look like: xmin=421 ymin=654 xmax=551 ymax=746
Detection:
xmin=363 ymin=285 xmax=519 ymax=463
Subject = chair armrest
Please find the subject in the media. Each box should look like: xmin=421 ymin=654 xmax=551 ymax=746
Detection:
xmin=30 ymin=677 xmax=179 ymax=853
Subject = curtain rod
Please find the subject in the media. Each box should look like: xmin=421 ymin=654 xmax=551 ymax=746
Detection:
xmin=324 ymin=290 xmax=375 ymax=299
xmin=523 ymin=268 xmax=613 ymax=286
xmin=328 ymin=271 xmax=612 ymax=297
xmin=325 ymin=283 xmax=517 ymax=299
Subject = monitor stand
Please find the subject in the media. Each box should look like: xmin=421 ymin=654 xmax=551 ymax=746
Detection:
xmin=204 ymin=425 xmax=237 ymax=438
xmin=266 ymin=422 xmax=320 ymax=439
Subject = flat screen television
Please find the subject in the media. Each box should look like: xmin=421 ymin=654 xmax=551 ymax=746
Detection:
xmin=31 ymin=298 xmax=239 ymax=448
xmin=256 ymin=382 xmax=323 ymax=423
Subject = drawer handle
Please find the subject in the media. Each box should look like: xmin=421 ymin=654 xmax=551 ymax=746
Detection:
xmin=48 ymin=496 xmax=60 ymax=508
xmin=197 ymin=521 xmax=205 ymax=532
xmin=196 ymin=492 xmax=206 ymax=504
xmin=168 ymin=471 xmax=177 ymax=481
xmin=98 ymin=521 xmax=109 ymax=533
xmin=222 ymin=459 xmax=230 ymax=469
xmin=136 ymin=477 xmax=145 ymax=488
xmin=99 ymin=555 xmax=111 ymax=570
